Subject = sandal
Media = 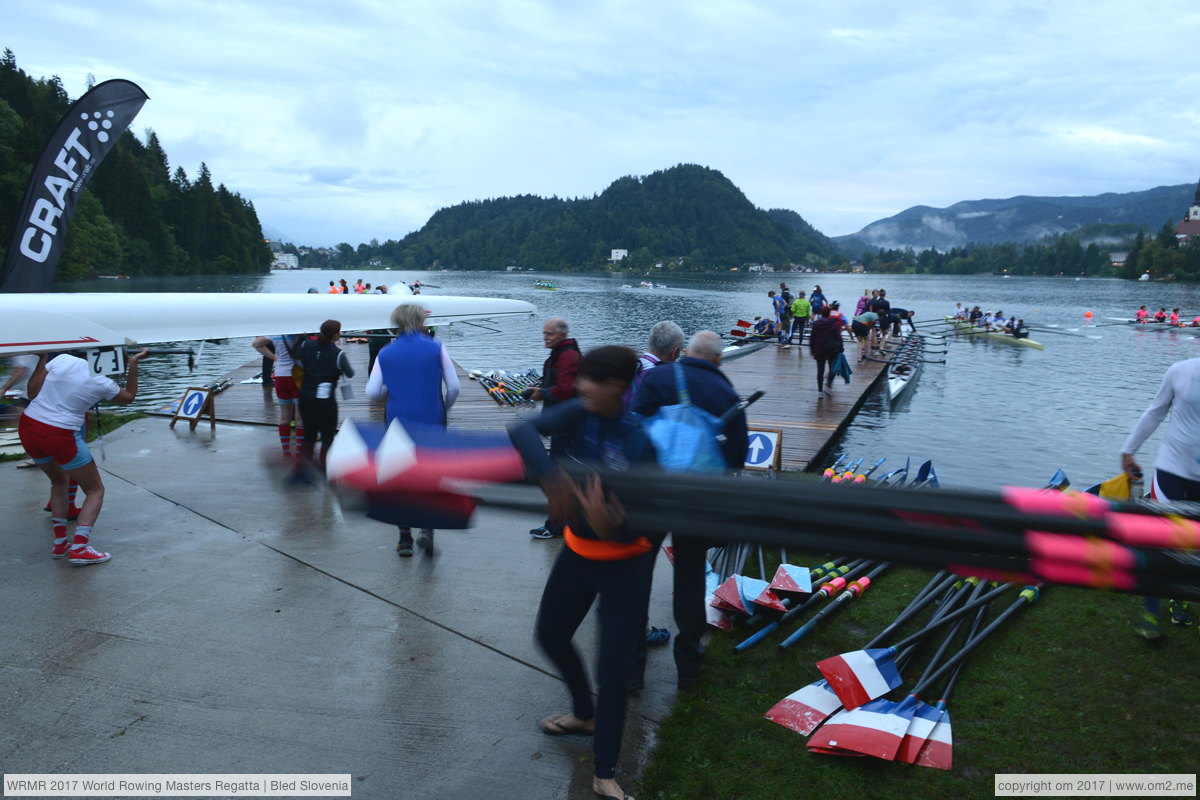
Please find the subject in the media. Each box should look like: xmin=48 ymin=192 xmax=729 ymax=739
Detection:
xmin=539 ymin=714 xmax=594 ymax=737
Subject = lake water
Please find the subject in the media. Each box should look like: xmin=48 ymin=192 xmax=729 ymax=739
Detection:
xmin=63 ymin=269 xmax=1200 ymax=492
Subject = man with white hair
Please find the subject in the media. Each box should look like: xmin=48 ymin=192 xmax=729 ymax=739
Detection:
xmin=632 ymin=329 xmax=749 ymax=689
xmin=628 ymin=320 xmax=684 ymax=399
xmin=524 ymin=317 xmax=580 ymax=539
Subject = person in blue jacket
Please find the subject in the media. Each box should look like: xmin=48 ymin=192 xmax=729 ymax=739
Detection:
xmin=631 ymin=330 xmax=749 ymax=689
xmin=366 ymin=302 xmax=460 ymax=556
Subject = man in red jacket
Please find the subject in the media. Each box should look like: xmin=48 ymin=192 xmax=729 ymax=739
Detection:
xmin=525 ymin=317 xmax=580 ymax=538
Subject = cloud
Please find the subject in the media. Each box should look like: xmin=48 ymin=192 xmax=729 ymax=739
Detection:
xmin=4 ymin=0 xmax=1199 ymax=243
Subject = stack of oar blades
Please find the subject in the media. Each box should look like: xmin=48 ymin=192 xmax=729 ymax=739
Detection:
xmin=554 ymin=464 xmax=1200 ymax=600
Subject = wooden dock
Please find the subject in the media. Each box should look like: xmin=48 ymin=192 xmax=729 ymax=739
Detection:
xmin=149 ymin=338 xmax=887 ymax=473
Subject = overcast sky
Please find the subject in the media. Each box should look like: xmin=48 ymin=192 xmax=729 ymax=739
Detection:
xmin=6 ymin=1 xmax=1199 ymax=246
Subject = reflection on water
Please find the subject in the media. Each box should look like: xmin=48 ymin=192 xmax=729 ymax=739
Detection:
xmin=68 ymin=270 xmax=1200 ymax=491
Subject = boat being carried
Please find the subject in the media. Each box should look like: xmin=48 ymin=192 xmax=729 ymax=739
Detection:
xmin=942 ymin=316 xmax=1044 ymax=350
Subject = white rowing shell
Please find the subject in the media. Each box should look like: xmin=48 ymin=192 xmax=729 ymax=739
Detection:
xmin=0 ymin=293 xmax=536 ymax=356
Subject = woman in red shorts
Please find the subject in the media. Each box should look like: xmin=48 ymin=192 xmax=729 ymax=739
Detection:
xmin=19 ymin=349 xmax=146 ymax=565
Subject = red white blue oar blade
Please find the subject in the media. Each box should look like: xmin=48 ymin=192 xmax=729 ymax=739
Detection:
xmin=807 ymin=696 xmax=916 ymax=761
xmin=914 ymin=706 xmax=953 ymax=770
xmin=764 ymin=679 xmax=842 ymax=736
xmin=327 ymin=420 xmax=524 ymax=493
xmin=896 ymin=697 xmax=943 ymax=764
xmin=768 ymin=563 xmax=813 ymax=595
xmin=711 ymin=575 xmax=768 ymax=616
xmin=816 ymin=648 xmax=903 ymax=710
xmin=752 ymin=584 xmax=789 ymax=612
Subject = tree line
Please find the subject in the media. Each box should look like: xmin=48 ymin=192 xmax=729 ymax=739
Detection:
xmin=0 ymin=49 xmax=271 ymax=281
xmin=302 ymin=164 xmax=842 ymax=272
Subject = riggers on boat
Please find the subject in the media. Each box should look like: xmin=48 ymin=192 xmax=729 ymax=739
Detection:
xmin=942 ymin=317 xmax=1044 ymax=350
xmin=886 ymin=334 xmax=924 ymax=403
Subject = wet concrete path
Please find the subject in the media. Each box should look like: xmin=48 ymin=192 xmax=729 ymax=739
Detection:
xmin=0 ymin=420 xmax=680 ymax=799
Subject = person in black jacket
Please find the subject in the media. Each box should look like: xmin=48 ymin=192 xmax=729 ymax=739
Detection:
xmin=295 ymin=320 xmax=354 ymax=470
xmin=631 ymin=330 xmax=749 ymax=689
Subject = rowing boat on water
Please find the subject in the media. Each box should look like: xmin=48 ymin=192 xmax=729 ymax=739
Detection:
xmin=886 ymin=334 xmax=924 ymax=402
xmin=942 ymin=317 xmax=1044 ymax=350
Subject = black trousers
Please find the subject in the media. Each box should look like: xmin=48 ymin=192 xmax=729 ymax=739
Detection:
xmin=535 ymin=545 xmax=654 ymax=780
xmin=670 ymin=534 xmax=716 ymax=686
xmin=297 ymin=396 xmax=338 ymax=464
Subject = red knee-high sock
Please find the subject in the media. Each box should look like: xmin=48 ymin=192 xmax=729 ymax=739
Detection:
xmin=278 ymin=423 xmax=292 ymax=456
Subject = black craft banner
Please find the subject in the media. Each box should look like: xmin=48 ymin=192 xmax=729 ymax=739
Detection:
xmin=0 ymin=79 xmax=149 ymax=293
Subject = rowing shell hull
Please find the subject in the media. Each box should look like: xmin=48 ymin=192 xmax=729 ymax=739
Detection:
xmin=886 ymin=335 xmax=923 ymax=402
xmin=942 ymin=317 xmax=1044 ymax=349
xmin=0 ymin=293 xmax=536 ymax=356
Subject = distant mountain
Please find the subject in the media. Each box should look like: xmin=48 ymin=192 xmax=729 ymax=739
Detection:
xmin=359 ymin=164 xmax=840 ymax=270
xmin=834 ymin=183 xmax=1196 ymax=254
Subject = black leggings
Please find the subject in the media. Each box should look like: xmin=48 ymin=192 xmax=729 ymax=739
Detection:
xmin=297 ymin=396 xmax=338 ymax=464
xmin=535 ymin=545 xmax=655 ymax=780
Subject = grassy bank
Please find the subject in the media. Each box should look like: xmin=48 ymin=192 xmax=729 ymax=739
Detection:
xmin=638 ymin=563 xmax=1197 ymax=800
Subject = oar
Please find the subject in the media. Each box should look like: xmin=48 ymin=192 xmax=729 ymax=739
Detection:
xmin=734 ymin=561 xmax=868 ymax=651
xmin=830 ymin=457 xmax=864 ymax=484
xmin=806 ymin=581 xmax=983 ymax=760
xmin=1026 ymin=327 xmax=1101 ymax=340
xmin=814 ymin=582 xmax=1015 ymax=708
xmin=779 ymin=563 xmax=890 ymax=649
xmin=901 ymin=584 xmax=992 ymax=767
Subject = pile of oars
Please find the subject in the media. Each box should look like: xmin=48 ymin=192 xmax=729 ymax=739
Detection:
xmin=469 ymin=368 xmax=541 ymax=406
xmin=765 ymin=570 xmax=1041 ymax=769
xmin=551 ymin=462 xmax=1200 ymax=600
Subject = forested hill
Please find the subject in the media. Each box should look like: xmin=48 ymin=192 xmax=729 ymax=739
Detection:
xmin=363 ymin=164 xmax=839 ymax=270
xmin=0 ymin=50 xmax=271 ymax=281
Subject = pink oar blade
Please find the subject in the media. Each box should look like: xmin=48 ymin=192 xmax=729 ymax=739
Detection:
xmin=768 ymin=563 xmax=814 ymax=595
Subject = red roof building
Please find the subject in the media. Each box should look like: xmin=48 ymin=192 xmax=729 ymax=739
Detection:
xmin=1177 ymin=179 xmax=1200 ymax=243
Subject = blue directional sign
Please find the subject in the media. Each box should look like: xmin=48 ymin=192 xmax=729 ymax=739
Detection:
xmin=744 ymin=428 xmax=781 ymax=470
xmin=179 ymin=389 xmax=209 ymax=419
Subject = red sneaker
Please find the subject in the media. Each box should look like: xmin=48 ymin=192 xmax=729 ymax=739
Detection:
xmin=68 ymin=545 xmax=111 ymax=566
xmin=52 ymin=538 xmax=71 ymax=558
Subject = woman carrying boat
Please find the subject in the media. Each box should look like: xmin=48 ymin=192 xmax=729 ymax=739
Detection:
xmin=295 ymin=319 xmax=354 ymax=471
xmin=365 ymin=302 xmax=460 ymax=556
xmin=509 ymin=345 xmax=656 ymax=800
xmin=809 ymin=306 xmax=843 ymax=398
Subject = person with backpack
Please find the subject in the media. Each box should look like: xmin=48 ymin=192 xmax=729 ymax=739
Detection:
xmin=625 ymin=320 xmax=684 ymax=408
xmin=632 ymin=330 xmax=749 ymax=689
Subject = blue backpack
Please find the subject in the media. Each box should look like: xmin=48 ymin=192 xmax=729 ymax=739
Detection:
xmin=643 ymin=363 xmax=726 ymax=473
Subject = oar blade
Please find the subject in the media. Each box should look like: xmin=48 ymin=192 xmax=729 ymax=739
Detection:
xmin=711 ymin=575 xmax=769 ymax=616
xmin=769 ymin=563 xmax=814 ymax=595
xmin=816 ymin=648 xmax=903 ymax=709
xmin=896 ymin=698 xmax=944 ymax=764
xmin=752 ymin=584 xmax=789 ymax=612
xmin=764 ymin=679 xmax=842 ymax=736
xmin=914 ymin=709 xmax=954 ymax=770
xmin=807 ymin=696 xmax=916 ymax=760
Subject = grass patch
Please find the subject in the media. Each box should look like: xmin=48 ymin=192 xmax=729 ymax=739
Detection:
xmin=639 ymin=561 xmax=1198 ymax=800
